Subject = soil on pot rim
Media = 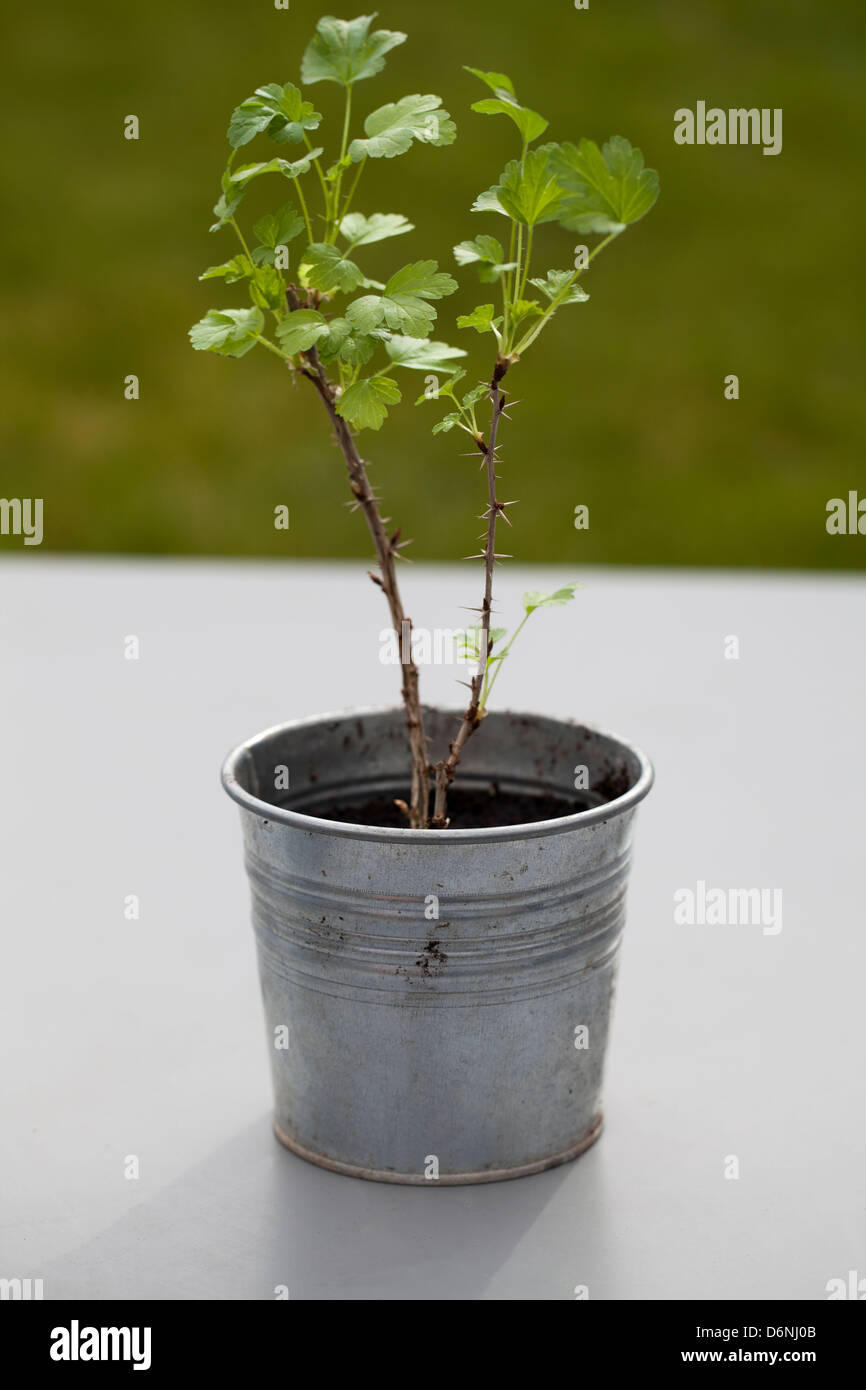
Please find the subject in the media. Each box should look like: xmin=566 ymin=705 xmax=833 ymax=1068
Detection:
xmin=318 ymin=785 xmax=596 ymax=830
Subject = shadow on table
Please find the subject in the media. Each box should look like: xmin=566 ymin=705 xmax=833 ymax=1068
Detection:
xmin=42 ymin=1114 xmax=608 ymax=1299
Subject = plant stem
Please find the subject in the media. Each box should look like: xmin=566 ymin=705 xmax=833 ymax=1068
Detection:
xmin=303 ymin=134 xmax=330 ymax=207
xmin=513 ymin=232 xmax=617 ymax=356
xmin=294 ymin=179 xmax=314 ymax=244
xmin=338 ymin=156 xmax=367 ymax=231
xmin=482 ymin=611 xmax=529 ymax=705
xmin=255 ymin=334 xmax=290 ymax=360
xmin=326 ymin=85 xmax=354 ymax=240
xmin=503 ymin=221 xmax=517 ymax=342
xmin=230 ymin=218 xmax=253 ymax=261
xmin=298 ymin=339 xmax=431 ymax=827
xmin=518 ymin=225 xmax=534 ymax=302
xmin=431 ymin=358 xmax=510 ymax=827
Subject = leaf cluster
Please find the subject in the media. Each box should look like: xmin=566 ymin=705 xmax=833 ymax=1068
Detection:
xmin=189 ymin=14 xmax=463 ymax=430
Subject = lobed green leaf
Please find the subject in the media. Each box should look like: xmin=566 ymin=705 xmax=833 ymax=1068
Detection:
xmin=339 ymin=212 xmax=414 ymax=247
xmin=302 ymin=242 xmax=365 ymax=293
xmin=385 ymin=336 xmax=466 ymax=372
xmin=301 ymin=14 xmax=406 ymax=87
xmin=229 ymin=150 xmax=322 ymax=188
xmin=254 ymin=205 xmax=306 ymax=248
xmin=227 ymin=83 xmax=322 ymax=149
xmin=198 ymin=255 xmax=253 ymax=284
xmin=275 ymin=310 xmax=330 ymax=355
xmin=348 ymin=94 xmax=456 ymax=160
xmin=548 ymin=136 xmax=659 ymax=233
xmin=530 ymin=269 xmax=590 ymax=304
xmin=337 ymin=375 xmax=402 ymax=431
xmin=490 ymin=148 xmax=566 ymax=226
xmin=457 ymin=304 xmax=502 ymax=334
xmin=188 ymin=307 xmax=264 ymax=358
xmin=522 ymin=583 xmax=582 ymax=614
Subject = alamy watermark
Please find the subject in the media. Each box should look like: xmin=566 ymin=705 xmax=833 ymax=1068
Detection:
xmin=0 ymin=498 xmax=43 ymax=546
xmin=380 ymin=622 xmax=473 ymax=666
xmin=674 ymin=103 xmax=782 ymax=156
xmin=674 ymin=880 xmax=783 ymax=936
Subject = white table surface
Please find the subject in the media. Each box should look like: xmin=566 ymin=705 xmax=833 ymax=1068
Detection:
xmin=1 ymin=557 xmax=863 ymax=1300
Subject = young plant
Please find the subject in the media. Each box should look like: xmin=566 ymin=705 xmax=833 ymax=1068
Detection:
xmin=422 ymin=69 xmax=659 ymax=824
xmin=190 ymin=14 xmax=461 ymax=828
xmin=190 ymin=15 xmax=659 ymax=830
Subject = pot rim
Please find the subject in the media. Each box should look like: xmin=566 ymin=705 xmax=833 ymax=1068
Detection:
xmin=221 ymin=705 xmax=654 ymax=844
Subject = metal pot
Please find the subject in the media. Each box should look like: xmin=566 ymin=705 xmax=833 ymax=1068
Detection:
xmin=222 ymin=706 xmax=653 ymax=1185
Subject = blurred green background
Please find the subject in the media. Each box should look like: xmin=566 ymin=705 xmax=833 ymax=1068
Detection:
xmin=3 ymin=0 xmax=864 ymax=566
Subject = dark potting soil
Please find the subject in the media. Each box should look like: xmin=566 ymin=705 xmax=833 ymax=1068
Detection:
xmin=320 ymin=785 xmax=594 ymax=829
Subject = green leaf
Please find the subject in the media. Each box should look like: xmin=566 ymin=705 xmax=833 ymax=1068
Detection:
xmin=301 ymin=14 xmax=406 ymax=87
xmin=337 ymin=375 xmax=402 ymax=431
xmin=462 ymin=382 xmax=489 ymax=408
xmin=348 ymin=94 xmax=456 ymax=160
xmin=510 ymin=298 xmax=542 ymax=324
xmin=471 ymin=185 xmax=509 ymax=218
xmin=377 ymin=261 xmax=458 ymax=336
xmin=198 ymin=255 xmax=253 ymax=284
xmin=302 ymin=242 xmax=365 ymax=293
xmin=548 ymin=136 xmax=659 ymax=232
xmin=339 ymin=212 xmax=414 ymax=248
xmin=530 ymin=270 xmax=590 ymax=304
xmin=345 ymin=295 xmax=386 ymax=334
xmin=453 ymin=234 xmax=504 ymax=266
xmin=463 ymin=68 xmax=516 ymax=97
xmin=209 ymin=190 xmax=244 ymax=232
xmin=319 ymin=317 xmax=383 ymax=367
xmin=471 ymin=97 xmax=548 ymax=144
xmin=248 ymin=265 xmax=285 ymax=311
xmin=491 ymin=148 xmax=566 ymax=226
xmin=274 ymin=309 xmax=330 ymax=355
xmin=385 ymin=336 xmax=467 ymax=372
xmin=227 ymin=83 xmax=322 ymax=149
xmin=522 ymin=583 xmax=582 ymax=615
xmin=229 ymin=150 xmax=322 ymax=188
xmin=431 ymin=411 xmax=463 ymax=435
xmin=457 ymin=304 xmax=501 ymax=334
xmin=253 ymin=205 xmax=306 ymax=248
xmin=465 ymin=68 xmax=549 ymax=144
xmin=453 ymin=234 xmax=517 ymax=283
xmin=188 ymin=307 xmax=264 ymax=358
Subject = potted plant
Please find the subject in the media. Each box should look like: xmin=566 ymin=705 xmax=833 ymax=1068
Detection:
xmin=193 ymin=13 xmax=657 ymax=1184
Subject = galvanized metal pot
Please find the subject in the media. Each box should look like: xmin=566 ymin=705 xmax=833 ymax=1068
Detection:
xmin=222 ymin=707 xmax=653 ymax=1185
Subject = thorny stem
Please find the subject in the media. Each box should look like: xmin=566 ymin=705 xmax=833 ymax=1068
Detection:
xmin=292 ymin=305 xmax=431 ymax=827
xmin=431 ymin=357 xmax=511 ymax=827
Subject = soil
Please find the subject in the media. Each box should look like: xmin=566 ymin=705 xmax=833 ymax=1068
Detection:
xmin=319 ymin=784 xmax=596 ymax=830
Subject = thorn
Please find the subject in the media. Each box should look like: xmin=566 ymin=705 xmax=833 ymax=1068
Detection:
xmin=368 ymin=571 xmax=384 ymax=588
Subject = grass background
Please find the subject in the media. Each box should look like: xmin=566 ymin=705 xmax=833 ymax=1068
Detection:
xmin=3 ymin=0 xmax=864 ymax=567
